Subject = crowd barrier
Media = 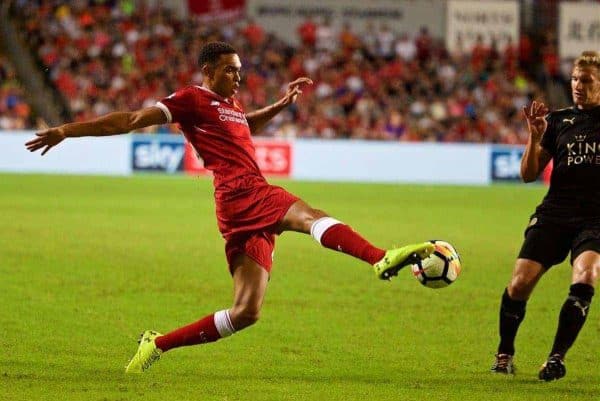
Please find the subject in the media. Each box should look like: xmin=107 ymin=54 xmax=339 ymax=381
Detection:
xmin=0 ymin=132 xmax=532 ymax=185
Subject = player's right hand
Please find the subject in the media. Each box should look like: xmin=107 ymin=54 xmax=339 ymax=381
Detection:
xmin=25 ymin=126 xmax=66 ymax=155
xmin=522 ymin=101 xmax=548 ymax=143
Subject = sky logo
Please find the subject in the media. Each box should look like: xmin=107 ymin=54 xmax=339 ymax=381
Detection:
xmin=132 ymin=140 xmax=184 ymax=173
xmin=491 ymin=147 xmax=524 ymax=181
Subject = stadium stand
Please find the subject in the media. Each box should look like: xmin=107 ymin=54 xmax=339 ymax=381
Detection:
xmin=0 ymin=53 xmax=34 ymax=129
xmin=5 ymin=1 xmax=568 ymax=142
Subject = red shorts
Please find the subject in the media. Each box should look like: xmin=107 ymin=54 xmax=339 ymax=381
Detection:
xmin=216 ymin=182 xmax=299 ymax=273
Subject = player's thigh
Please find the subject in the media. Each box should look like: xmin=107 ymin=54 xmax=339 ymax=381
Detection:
xmin=278 ymin=199 xmax=328 ymax=233
xmin=226 ymin=231 xmax=277 ymax=274
xmin=511 ymin=221 xmax=572 ymax=298
xmin=518 ymin=218 xmax=572 ymax=269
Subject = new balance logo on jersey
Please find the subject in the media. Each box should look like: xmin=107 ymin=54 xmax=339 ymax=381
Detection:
xmin=562 ymin=117 xmax=576 ymax=125
xmin=210 ymin=101 xmax=220 ymax=106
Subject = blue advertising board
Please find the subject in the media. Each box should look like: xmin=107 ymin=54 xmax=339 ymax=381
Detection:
xmin=491 ymin=146 xmax=525 ymax=181
xmin=131 ymin=136 xmax=184 ymax=173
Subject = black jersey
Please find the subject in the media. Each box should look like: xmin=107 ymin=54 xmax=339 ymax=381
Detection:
xmin=536 ymin=105 xmax=600 ymax=219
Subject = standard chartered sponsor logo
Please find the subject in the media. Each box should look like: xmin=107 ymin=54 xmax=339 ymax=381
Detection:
xmin=566 ymin=134 xmax=600 ymax=166
xmin=217 ymin=107 xmax=248 ymax=125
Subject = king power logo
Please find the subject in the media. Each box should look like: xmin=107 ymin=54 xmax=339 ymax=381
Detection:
xmin=566 ymin=133 xmax=600 ymax=166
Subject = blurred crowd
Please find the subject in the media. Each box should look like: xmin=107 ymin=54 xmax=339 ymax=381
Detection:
xmin=0 ymin=54 xmax=33 ymax=130
xmin=8 ymin=0 xmax=554 ymax=143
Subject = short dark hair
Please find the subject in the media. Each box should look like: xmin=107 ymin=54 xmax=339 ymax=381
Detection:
xmin=198 ymin=42 xmax=237 ymax=67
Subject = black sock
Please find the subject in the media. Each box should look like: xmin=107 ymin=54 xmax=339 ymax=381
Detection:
xmin=498 ymin=288 xmax=527 ymax=355
xmin=550 ymin=283 xmax=594 ymax=358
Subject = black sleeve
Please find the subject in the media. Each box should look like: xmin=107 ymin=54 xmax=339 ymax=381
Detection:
xmin=540 ymin=113 xmax=557 ymax=156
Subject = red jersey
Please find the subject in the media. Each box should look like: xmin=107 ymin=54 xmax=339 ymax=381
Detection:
xmin=157 ymin=86 xmax=299 ymax=271
xmin=156 ymin=85 xmax=266 ymax=191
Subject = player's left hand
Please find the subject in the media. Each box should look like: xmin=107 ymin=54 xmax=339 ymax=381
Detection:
xmin=279 ymin=77 xmax=313 ymax=106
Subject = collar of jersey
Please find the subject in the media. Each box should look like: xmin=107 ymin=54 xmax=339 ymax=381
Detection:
xmin=572 ymin=104 xmax=600 ymax=115
xmin=195 ymin=85 xmax=232 ymax=104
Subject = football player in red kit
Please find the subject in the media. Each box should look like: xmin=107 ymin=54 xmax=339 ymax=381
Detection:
xmin=26 ymin=42 xmax=434 ymax=373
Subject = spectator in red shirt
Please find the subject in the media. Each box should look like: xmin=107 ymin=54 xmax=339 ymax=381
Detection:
xmin=415 ymin=26 xmax=433 ymax=64
xmin=242 ymin=18 xmax=265 ymax=49
xmin=471 ymin=35 xmax=489 ymax=72
xmin=297 ymin=16 xmax=317 ymax=48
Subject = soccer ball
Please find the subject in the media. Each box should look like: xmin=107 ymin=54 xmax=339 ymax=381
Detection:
xmin=411 ymin=240 xmax=461 ymax=289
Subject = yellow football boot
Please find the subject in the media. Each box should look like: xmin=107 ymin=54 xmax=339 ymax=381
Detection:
xmin=374 ymin=242 xmax=435 ymax=280
xmin=125 ymin=330 xmax=163 ymax=373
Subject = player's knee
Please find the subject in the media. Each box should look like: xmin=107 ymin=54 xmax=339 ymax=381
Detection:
xmin=281 ymin=200 xmax=329 ymax=233
xmin=508 ymin=275 xmax=535 ymax=300
xmin=310 ymin=208 xmax=328 ymax=220
xmin=301 ymin=208 xmax=328 ymax=230
xmin=573 ymin=263 xmax=600 ymax=284
xmin=230 ymin=304 xmax=261 ymax=330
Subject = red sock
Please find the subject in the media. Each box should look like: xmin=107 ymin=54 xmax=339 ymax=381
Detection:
xmin=155 ymin=314 xmax=221 ymax=352
xmin=320 ymin=224 xmax=385 ymax=265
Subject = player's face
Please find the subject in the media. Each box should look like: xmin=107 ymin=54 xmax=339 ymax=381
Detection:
xmin=571 ymin=66 xmax=600 ymax=109
xmin=208 ymin=54 xmax=242 ymax=98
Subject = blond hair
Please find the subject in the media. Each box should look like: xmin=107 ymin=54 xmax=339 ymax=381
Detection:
xmin=574 ymin=51 xmax=600 ymax=70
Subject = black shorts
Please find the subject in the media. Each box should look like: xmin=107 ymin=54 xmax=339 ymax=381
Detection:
xmin=518 ymin=214 xmax=600 ymax=269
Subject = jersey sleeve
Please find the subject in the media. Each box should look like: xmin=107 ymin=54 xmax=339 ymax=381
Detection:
xmin=156 ymin=87 xmax=199 ymax=125
xmin=540 ymin=113 xmax=557 ymax=156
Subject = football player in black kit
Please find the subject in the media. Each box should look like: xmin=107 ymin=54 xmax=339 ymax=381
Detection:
xmin=491 ymin=51 xmax=600 ymax=381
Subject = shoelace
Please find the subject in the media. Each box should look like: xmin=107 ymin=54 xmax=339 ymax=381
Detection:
xmin=494 ymin=354 xmax=512 ymax=369
xmin=545 ymin=355 xmax=563 ymax=370
xmin=142 ymin=349 xmax=161 ymax=370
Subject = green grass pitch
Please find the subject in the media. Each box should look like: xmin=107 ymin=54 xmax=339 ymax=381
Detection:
xmin=1 ymin=174 xmax=599 ymax=401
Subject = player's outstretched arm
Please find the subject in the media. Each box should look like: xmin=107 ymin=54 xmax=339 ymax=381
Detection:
xmin=245 ymin=77 xmax=313 ymax=134
xmin=25 ymin=106 xmax=167 ymax=155
xmin=521 ymin=101 xmax=552 ymax=182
